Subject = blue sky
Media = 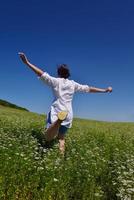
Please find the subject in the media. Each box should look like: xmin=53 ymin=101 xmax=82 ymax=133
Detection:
xmin=0 ymin=0 xmax=134 ymax=122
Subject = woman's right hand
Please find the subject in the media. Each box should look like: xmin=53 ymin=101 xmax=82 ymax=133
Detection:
xmin=107 ymin=86 xmax=113 ymax=93
xmin=18 ymin=52 xmax=29 ymax=64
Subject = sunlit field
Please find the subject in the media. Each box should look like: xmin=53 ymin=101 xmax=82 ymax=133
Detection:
xmin=0 ymin=106 xmax=134 ymax=200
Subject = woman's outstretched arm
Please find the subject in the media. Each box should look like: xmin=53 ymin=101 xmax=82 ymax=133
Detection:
xmin=74 ymin=81 xmax=112 ymax=93
xmin=89 ymin=86 xmax=112 ymax=93
xmin=18 ymin=52 xmax=44 ymax=76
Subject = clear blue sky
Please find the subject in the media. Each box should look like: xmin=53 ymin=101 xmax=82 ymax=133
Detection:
xmin=0 ymin=0 xmax=134 ymax=122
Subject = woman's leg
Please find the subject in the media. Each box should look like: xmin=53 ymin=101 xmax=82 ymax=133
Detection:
xmin=57 ymin=126 xmax=68 ymax=154
xmin=45 ymin=111 xmax=67 ymax=141
xmin=58 ymin=133 xmax=65 ymax=155
xmin=45 ymin=119 xmax=62 ymax=141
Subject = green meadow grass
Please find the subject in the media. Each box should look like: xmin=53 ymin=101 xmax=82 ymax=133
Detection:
xmin=0 ymin=106 xmax=134 ymax=200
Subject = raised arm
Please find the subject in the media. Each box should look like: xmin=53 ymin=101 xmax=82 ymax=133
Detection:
xmin=89 ymin=86 xmax=112 ymax=93
xmin=18 ymin=52 xmax=44 ymax=76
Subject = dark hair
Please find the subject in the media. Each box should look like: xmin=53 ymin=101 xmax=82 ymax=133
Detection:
xmin=57 ymin=64 xmax=70 ymax=79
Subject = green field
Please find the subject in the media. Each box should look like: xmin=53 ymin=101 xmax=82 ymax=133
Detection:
xmin=0 ymin=106 xmax=134 ymax=200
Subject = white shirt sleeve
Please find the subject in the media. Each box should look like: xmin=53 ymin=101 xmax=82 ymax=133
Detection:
xmin=39 ymin=72 xmax=58 ymax=87
xmin=73 ymin=81 xmax=90 ymax=93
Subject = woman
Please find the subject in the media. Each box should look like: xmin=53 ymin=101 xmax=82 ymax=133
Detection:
xmin=19 ymin=52 xmax=112 ymax=154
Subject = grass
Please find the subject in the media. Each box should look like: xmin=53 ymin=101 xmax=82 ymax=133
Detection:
xmin=0 ymin=106 xmax=134 ymax=200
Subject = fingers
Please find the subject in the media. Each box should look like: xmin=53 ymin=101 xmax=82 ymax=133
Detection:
xmin=18 ymin=52 xmax=28 ymax=64
xmin=18 ymin=52 xmax=26 ymax=59
xmin=18 ymin=52 xmax=25 ymax=56
xmin=18 ymin=52 xmax=25 ymax=59
xmin=108 ymin=87 xmax=112 ymax=92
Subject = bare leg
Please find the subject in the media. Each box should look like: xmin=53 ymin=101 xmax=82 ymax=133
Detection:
xmin=45 ymin=111 xmax=68 ymax=142
xmin=58 ymin=133 xmax=65 ymax=155
xmin=45 ymin=119 xmax=62 ymax=141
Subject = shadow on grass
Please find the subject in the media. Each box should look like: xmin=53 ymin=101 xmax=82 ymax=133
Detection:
xmin=31 ymin=129 xmax=68 ymax=160
xmin=31 ymin=129 xmax=58 ymax=149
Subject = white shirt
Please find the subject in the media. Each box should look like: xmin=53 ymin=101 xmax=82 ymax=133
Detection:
xmin=40 ymin=72 xmax=90 ymax=128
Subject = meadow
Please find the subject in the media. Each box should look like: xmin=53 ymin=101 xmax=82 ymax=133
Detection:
xmin=0 ymin=105 xmax=134 ymax=200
